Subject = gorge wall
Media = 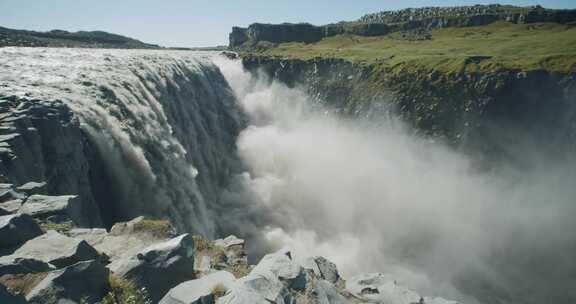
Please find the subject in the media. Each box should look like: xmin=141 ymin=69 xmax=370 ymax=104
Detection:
xmin=241 ymin=55 xmax=576 ymax=162
xmin=230 ymin=5 xmax=576 ymax=48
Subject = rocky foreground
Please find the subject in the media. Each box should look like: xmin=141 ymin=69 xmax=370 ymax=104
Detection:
xmin=0 ymin=180 xmax=460 ymax=304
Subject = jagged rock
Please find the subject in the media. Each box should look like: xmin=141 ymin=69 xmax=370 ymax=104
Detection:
xmin=113 ymin=233 xmax=195 ymax=302
xmin=109 ymin=216 xmax=146 ymax=235
xmin=26 ymin=260 xmax=110 ymax=304
xmin=0 ymin=207 xmax=9 ymax=216
xmin=0 ymin=283 xmax=27 ymax=304
xmin=19 ymin=194 xmax=82 ymax=224
xmin=303 ymin=256 xmax=340 ymax=284
xmin=0 ymin=213 xmax=42 ymax=248
xmin=0 ymin=230 xmax=100 ymax=272
xmin=346 ymin=273 xmax=459 ymax=304
xmin=214 ymin=235 xmax=245 ymax=249
xmin=0 ymin=184 xmax=24 ymax=203
xmin=0 ymin=96 xmax=103 ymax=228
xmin=16 ymin=181 xmax=47 ymax=195
xmin=314 ymin=280 xmax=348 ymax=304
xmin=0 ymin=198 xmax=23 ymax=213
xmin=159 ymin=271 xmax=236 ymax=304
xmin=213 ymin=235 xmax=248 ymax=271
xmin=218 ymin=250 xmax=302 ymax=304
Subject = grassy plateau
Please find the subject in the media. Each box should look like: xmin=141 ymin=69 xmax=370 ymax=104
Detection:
xmin=249 ymin=22 xmax=576 ymax=74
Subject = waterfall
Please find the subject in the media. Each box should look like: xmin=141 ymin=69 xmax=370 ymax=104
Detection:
xmin=0 ymin=47 xmax=244 ymax=236
xmin=215 ymin=58 xmax=576 ymax=304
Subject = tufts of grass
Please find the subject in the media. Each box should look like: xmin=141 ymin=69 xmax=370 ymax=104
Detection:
xmin=100 ymin=275 xmax=151 ymax=304
xmin=193 ymin=235 xmax=215 ymax=252
xmin=210 ymin=246 xmax=228 ymax=267
xmin=132 ymin=218 xmax=175 ymax=239
xmin=229 ymin=263 xmax=251 ymax=278
xmin=39 ymin=220 xmax=73 ymax=234
xmin=211 ymin=283 xmax=228 ymax=300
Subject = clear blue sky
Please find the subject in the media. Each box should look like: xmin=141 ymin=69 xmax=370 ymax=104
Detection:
xmin=1 ymin=0 xmax=574 ymax=47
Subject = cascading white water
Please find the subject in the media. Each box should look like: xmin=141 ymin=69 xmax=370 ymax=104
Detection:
xmin=0 ymin=47 xmax=244 ymax=236
xmin=2 ymin=47 xmax=575 ymax=303
xmin=215 ymin=58 xmax=576 ymax=304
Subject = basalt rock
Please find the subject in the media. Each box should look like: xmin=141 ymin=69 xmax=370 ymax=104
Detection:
xmin=0 ymin=230 xmax=101 ymax=272
xmin=0 ymin=213 xmax=43 ymax=249
xmin=26 ymin=260 xmax=110 ymax=304
xmin=113 ymin=233 xmax=196 ymax=302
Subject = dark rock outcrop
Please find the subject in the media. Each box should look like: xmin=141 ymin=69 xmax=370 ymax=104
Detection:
xmin=241 ymin=56 xmax=576 ymax=160
xmin=26 ymin=260 xmax=110 ymax=304
xmin=19 ymin=195 xmax=82 ymax=225
xmin=0 ymin=230 xmax=101 ymax=273
xmin=113 ymin=233 xmax=196 ymax=302
xmin=0 ymin=283 xmax=27 ymax=304
xmin=0 ymin=96 xmax=103 ymax=227
xmin=0 ymin=214 xmax=42 ymax=249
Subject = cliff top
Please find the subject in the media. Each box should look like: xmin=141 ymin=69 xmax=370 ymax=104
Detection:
xmin=357 ymin=4 xmax=556 ymax=24
xmin=241 ymin=21 xmax=576 ymax=74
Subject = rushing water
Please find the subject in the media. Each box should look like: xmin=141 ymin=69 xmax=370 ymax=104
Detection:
xmin=0 ymin=47 xmax=244 ymax=235
xmin=215 ymin=58 xmax=576 ymax=304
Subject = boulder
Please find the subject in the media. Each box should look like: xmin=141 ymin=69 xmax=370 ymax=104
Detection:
xmin=159 ymin=271 xmax=236 ymax=304
xmin=0 ymin=283 xmax=27 ymax=304
xmin=19 ymin=195 xmax=82 ymax=224
xmin=26 ymin=260 xmax=110 ymax=304
xmin=0 ymin=184 xmax=23 ymax=203
xmin=0 ymin=230 xmax=100 ymax=272
xmin=16 ymin=182 xmax=47 ymax=195
xmin=214 ymin=235 xmax=245 ymax=249
xmin=0 ymin=213 xmax=43 ymax=248
xmin=0 ymin=198 xmax=23 ymax=213
xmin=314 ymin=280 xmax=348 ymax=304
xmin=303 ymin=256 xmax=340 ymax=284
xmin=218 ymin=250 xmax=302 ymax=304
xmin=113 ymin=233 xmax=195 ymax=302
xmin=109 ymin=216 xmax=145 ymax=235
xmin=346 ymin=273 xmax=460 ymax=304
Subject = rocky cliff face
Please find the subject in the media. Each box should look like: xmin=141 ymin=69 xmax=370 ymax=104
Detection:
xmin=241 ymin=55 xmax=576 ymax=161
xmin=229 ymin=5 xmax=576 ymax=48
xmin=0 ymin=48 xmax=245 ymax=234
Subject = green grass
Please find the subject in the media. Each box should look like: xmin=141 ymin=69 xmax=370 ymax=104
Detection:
xmin=39 ymin=220 xmax=73 ymax=234
xmin=100 ymin=275 xmax=151 ymax=304
xmin=249 ymin=22 xmax=576 ymax=74
xmin=132 ymin=218 xmax=175 ymax=239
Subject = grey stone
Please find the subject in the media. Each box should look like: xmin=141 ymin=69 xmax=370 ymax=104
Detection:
xmin=16 ymin=181 xmax=47 ymax=195
xmin=114 ymin=233 xmax=195 ymax=302
xmin=0 ymin=230 xmax=100 ymax=270
xmin=159 ymin=271 xmax=236 ymax=304
xmin=214 ymin=235 xmax=245 ymax=249
xmin=0 ymin=199 xmax=23 ymax=213
xmin=311 ymin=256 xmax=340 ymax=284
xmin=218 ymin=250 xmax=302 ymax=304
xmin=346 ymin=273 xmax=460 ymax=304
xmin=19 ymin=195 xmax=82 ymax=224
xmin=0 ymin=184 xmax=24 ymax=203
xmin=26 ymin=260 xmax=110 ymax=304
xmin=314 ymin=280 xmax=348 ymax=304
xmin=0 ymin=213 xmax=42 ymax=248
